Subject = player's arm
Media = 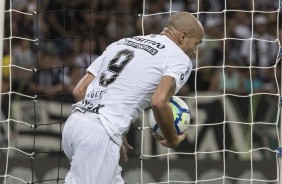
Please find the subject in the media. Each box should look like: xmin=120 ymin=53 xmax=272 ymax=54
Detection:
xmin=72 ymin=46 xmax=108 ymax=101
xmin=73 ymin=72 xmax=95 ymax=102
xmin=151 ymin=75 xmax=185 ymax=148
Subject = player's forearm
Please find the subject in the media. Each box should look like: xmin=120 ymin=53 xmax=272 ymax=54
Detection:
xmin=73 ymin=80 xmax=88 ymax=101
xmin=73 ymin=87 xmax=86 ymax=102
xmin=73 ymin=73 xmax=95 ymax=102
xmin=151 ymin=102 xmax=179 ymax=148
xmin=151 ymin=75 xmax=179 ymax=147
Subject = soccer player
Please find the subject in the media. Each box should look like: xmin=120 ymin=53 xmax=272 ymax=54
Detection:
xmin=62 ymin=11 xmax=204 ymax=184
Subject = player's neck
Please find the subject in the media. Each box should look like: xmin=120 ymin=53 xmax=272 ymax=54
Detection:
xmin=160 ymin=27 xmax=179 ymax=46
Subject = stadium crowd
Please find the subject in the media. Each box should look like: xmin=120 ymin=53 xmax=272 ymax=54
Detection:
xmin=0 ymin=0 xmax=281 ymax=149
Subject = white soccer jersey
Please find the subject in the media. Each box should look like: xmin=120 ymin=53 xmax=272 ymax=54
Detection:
xmin=73 ymin=34 xmax=192 ymax=145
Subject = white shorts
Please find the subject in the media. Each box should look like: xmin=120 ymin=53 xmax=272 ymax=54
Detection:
xmin=62 ymin=111 xmax=124 ymax=184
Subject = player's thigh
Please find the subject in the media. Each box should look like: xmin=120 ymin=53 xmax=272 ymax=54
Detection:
xmin=68 ymin=118 xmax=120 ymax=183
xmin=62 ymin=113 xmax=79 ymax=160
xmin=70 ymin=138 xmax=120 ymax=183
xmin=112 ymin=165 xmax=124 ymax=184
xmin=63 ymin=112 xmax=101 ymax=160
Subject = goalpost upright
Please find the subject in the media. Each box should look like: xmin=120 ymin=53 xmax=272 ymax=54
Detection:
xmin=0 ymin=0 xmax=5 ymax=118
xmin=279 ymin=1 xmax=282 ymax=184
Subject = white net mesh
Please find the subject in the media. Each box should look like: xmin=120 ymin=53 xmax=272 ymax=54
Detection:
xmin=136 ymin=0 xmax=281 ymax=183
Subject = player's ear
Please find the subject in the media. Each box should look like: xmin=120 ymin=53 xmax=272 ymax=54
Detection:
xmin=179 ymin=32 xmax=187 ymax=44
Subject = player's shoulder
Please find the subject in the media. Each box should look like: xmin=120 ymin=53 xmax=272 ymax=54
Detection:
xmin=132 ymin=34 xmax=170 ymax=46
xmin=129 ymin=34 xmax=186 ymax=55
xmin=126 ymin=34 xmax=167 ymax=48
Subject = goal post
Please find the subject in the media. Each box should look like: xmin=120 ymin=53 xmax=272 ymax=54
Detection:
xmin=277 ymin=3 xmax=282 ymax=184
xmin=0 ymin=0 xmax=5 ymax=120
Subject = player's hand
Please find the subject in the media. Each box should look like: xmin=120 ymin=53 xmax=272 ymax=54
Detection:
xmin=152 ymin=133 xmax=186 ymax=148
xmin=120 ymin=136 xmax=133 ymax=162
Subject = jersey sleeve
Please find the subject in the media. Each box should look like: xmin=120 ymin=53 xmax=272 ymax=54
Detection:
xmin=163 ymin=55 xmax=192 ymax=94
xmin=86 ymin=43 xmax=114 ymax=76
xmin=86 ymin=54 xmax=104 ymax=77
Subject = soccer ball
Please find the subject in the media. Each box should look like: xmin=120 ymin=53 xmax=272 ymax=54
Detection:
xmin=148 ymin=96 xmax=190 ymax=138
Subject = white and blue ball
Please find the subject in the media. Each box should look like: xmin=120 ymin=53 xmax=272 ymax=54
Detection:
xmin=148 ymin=96 xmax=190 ymax=138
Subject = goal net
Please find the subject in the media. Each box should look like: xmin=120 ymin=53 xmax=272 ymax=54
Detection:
xmin=0 ymin=0 xmax=281 ymax=184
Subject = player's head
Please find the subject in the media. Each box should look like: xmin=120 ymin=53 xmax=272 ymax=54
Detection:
xmin=161 ymin=12 xmax=204 ymax=57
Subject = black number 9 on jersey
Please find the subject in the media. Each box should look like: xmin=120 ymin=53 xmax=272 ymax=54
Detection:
xmin=99 ymin=49 xmax=135 ymax=87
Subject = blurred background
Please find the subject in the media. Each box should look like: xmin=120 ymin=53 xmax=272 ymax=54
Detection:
xmin=0 ymin=0 xmax=281 ymax=183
